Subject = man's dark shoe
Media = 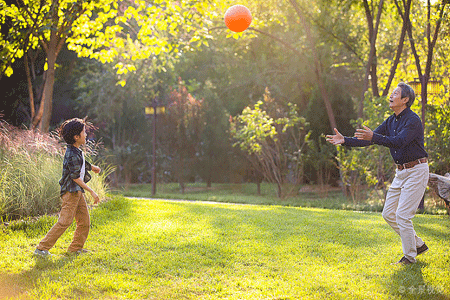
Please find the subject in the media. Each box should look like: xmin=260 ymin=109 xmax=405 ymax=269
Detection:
xmin=417 ymin=243 xmax=429 ymax=256
xmin=393 ymin=256 xmax=414 ymax=265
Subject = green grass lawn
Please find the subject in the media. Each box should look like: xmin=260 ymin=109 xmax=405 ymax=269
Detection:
xmin=118 ymin=182 xmax=385 ymax=211
xmin=118 ymin=182 xmax=449 ymax=215
xmin=1 ymin=195 xmax=449 ymax=299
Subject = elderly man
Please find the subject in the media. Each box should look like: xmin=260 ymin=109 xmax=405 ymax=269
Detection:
xmin=326 ymin=82 xmax=429 ymax=265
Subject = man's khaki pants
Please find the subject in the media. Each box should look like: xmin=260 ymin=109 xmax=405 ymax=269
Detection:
xmin=38 ymin=191 xmax=90 ymax=252
xmin=382 ymin=163 xmax=429 ymax=262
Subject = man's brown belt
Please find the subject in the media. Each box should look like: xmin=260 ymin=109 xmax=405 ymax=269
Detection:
xmin=397 ymin=157 xmax=428 ymax=170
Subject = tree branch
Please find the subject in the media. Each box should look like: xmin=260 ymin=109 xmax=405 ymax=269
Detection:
xmin=405 ymin=6 xmax=422 ymax=79
xmin=382 ymin=0 xmax=411 ymax=96
xmin=424 ymin=0 xmax=447 ymax=77
xmin=288 ymin=0 xmax=337 ymax=130
xmin=306 ymin=9 xmax=364 ymax=63
xmin=208 ymin=26 xmax=305 ymax=58
xmin=24 ymin=54 xmax=35 ymax=121
xmin=0 ymin=1 xmax=44 ymax=80
xmin=360 ymin=0 xmax=384 ymax=118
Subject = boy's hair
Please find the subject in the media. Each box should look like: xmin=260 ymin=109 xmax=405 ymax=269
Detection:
xmin=398 ymin=82 xmax=415 ymax=107
xmin=59 ymin=118 xmax=85 ymax=145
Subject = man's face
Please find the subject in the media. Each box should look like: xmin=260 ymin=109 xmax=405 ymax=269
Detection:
xmin=389 ymin=87 xmax=408 ymax=111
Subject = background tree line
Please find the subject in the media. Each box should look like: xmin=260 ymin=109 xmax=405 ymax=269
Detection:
xmin=1 ymin=0 xmax=449 ymax=199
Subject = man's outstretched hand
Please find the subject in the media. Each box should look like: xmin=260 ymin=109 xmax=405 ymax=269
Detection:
xmin=326 ymin=128 xmax=345 ymax=145
xmin=354 ymin=125 xmax=373 ymax=141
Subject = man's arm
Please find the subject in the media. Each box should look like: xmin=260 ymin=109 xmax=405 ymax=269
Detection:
xmin=371 ymin=117 xmax=421 ymax=149
xmin=326 ymin=127 xmax=372 ymax=147
xmin=348 ymin=119 xmax=388 ymax=146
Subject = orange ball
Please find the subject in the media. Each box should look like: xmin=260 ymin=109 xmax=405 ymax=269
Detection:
xmin=224 ymin=5 xmax=252 ymax=33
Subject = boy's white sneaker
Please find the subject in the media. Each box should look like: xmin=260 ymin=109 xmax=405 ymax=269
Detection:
xmin=34 ymin=248 xmax=52 ymax=257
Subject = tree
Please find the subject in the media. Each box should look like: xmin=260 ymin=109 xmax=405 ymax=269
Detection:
xmin=230 ymin=88 xmax=309 ymax=198
xmin=195 ymin=81 xmax=232 ymax=187
xmin=359 ymin=0 xmax=384 ymax=118
xmin=400 ymin=0 xmax=448 ymax=128
xmin=161 ymin=78 xmax=203 ymax=193
xmin=75 ymin=59 xmax=156 ymax=185
xmin=352 ymin=0 xmax=412 ymax=119
xmin=286 ymin=0 xmax=337 ymax=131
xmin=337 ymin=93 xmax=394 ymax=204
xmin=0 ymin=0 xmax=212 ymax=132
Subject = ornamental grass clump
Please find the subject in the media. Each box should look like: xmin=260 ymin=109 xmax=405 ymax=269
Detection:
xmin=0 ymin=121 xmax=110 ymax=220
xmin=0 ymin=122 xmax=63 ymax=219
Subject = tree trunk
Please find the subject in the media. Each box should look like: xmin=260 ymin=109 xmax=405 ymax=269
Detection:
xmin=39 ymin=49 xmax=57 ymax=132
xmin=179 ymin=181 xmax=185 ymax=194
xmin=421 ymin=77 xmax=428 ymax=130
xmin=256 ymin=180 xmax=261 ymax=195
xmin=360 ymin=0 xmax=384 ymax=119
xmin=276 ymin=182 xmax=282 ymax=198
xmin=383 ymin=0 xmax=411 ymax=96
xmin=37 ymin=0 xmax=65 ymax=132
xmin=32 ymin=70 xmax=46 ymax=130
xmin=24 ymin=54 xmax=35 ymax=124
xmin=370 ymin=49 xmax=380 ymax=98
xmin=125 ymin=169 xmax=132 ymax=186
xmin=289 ymin=0 xmax=337 ymax=131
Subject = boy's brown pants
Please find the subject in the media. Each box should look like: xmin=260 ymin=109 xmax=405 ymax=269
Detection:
xmin=37 ymin=191 xmax=90 ymax=252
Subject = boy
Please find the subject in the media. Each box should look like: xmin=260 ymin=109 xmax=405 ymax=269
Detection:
xmin=34 ymin=118 xmax=101 ymax=256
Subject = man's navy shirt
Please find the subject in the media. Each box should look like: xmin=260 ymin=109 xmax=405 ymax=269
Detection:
xmin=343 ymin=107 xmax=428 ymax=165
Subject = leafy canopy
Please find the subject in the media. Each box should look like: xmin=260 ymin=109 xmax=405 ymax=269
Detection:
xmin=0 ymin=0 xmax=214 ymax=77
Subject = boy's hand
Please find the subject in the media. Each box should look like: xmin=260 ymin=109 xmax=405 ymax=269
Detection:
xmin=92 ymin=165 xmax=101 ymax=174
xmin=90 ymin=191 xmax=100 ymax=204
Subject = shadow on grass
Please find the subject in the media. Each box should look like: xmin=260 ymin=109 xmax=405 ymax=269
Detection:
xmin=173 ymin=202 xmax=391 ymax=268
xmin=0 ymin=195 xmax=134 ymax=299
xmin=388 ymin=262 xmax=449 ymax=300
xmin=0 ymin=272 xmax=30 ymax=299
xmin=413 ymin=217 xmax=450 ymax=240
xmin=0 ymin=254 xmax=80 ymax=300
xmin=163 ymin=202 xmax=450 ymax=298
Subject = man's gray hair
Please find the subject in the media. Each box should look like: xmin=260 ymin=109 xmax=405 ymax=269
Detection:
xmin=398 ymin=82 xmax=415 ymax=107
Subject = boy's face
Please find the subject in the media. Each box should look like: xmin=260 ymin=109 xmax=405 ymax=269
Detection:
xmin=74 ymin=126 xmax=87 ymax=146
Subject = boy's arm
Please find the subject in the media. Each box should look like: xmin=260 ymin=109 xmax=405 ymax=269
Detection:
xmin=91 ymin=165 xmax=101 ymax=173
xmin=86 ymin=160 xmax=101 ymax=174
xmin=73 ymin=178 xmax=100 ymax=204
